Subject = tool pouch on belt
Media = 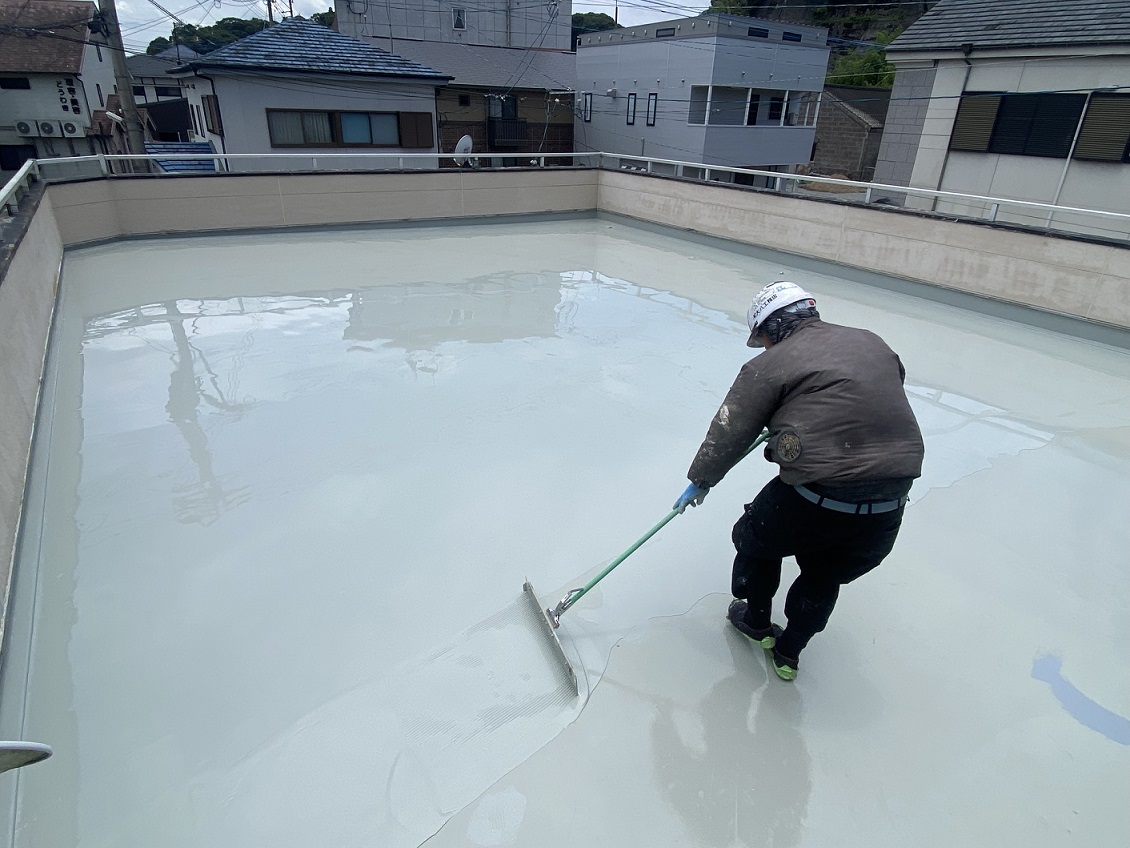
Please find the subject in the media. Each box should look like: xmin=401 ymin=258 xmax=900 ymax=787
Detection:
xmin=765 ymin=429 xmax=803 ymax=464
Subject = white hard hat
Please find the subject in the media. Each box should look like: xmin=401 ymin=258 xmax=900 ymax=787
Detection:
xmin=746 ymin=281 xmax=815 ymax=347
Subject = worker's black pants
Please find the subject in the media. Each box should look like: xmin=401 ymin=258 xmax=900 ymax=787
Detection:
xmin=731 ymin=477 xmax=905 ymax=660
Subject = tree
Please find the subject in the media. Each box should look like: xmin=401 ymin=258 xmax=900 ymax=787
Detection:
xmin=828 ymin=29 xmax=900 ymax=87
xmin=311 ymin=8 xmax=336 ymax=28
xmin=146 ymin=17 xmax=269 ymax=55
xmin=572 ymin=12 xmax=619 ymax=49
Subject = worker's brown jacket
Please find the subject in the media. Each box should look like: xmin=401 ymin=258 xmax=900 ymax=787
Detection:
xmin=687 ymin=319 xmax=924 ymax=490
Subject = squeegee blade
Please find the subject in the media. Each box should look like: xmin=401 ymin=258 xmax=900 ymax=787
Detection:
xmin=522 ymin=580 xmax=578 ymax=696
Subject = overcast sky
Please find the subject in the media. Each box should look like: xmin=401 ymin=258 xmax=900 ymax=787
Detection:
xmin=114 ymin=0 xmax=681 ymax=54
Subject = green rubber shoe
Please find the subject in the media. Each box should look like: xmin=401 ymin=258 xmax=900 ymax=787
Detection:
xmin=727 ymin=600 xmax=782 ymax=649
xmin=771 ymin=649 xmax=799 ymax=681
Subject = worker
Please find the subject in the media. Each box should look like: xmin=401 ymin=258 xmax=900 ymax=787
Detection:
xmin=673 ymin=282 xmax=924 ymax=681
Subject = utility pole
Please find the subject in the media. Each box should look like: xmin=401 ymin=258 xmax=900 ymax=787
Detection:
xmin=97 ymin=0 xmax=146 ymax=159
xmin=266 ymin=0 xmax=274 ymax=24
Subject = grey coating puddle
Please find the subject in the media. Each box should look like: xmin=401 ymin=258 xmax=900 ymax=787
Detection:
xmin=2 ymin=219 xmax=1128 ymax=846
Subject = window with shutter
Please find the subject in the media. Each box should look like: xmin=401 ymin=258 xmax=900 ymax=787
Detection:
xmin=987 ymin=93 xmax=1085 ymax=158
xmin=949 ymin=93 xmax=1001 ymax=152
xmin=1074 ymin=95 xmax=1130 ymax=162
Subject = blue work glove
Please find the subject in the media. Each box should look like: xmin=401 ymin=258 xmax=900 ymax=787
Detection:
xmin=673 ymin=483 xmax=709 ymax=514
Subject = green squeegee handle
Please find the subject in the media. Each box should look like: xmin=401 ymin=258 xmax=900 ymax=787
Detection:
xmin=551 ymin=430 xmax=770 ymax=621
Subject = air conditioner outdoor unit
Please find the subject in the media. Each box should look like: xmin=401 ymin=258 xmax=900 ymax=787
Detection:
xmin=37 ymin=120 xmax=61 ymax=137
xmin=60 ymin=120 xmax=84 ymax=138
xmin=14 ymin=118 xmax=40 ymax=137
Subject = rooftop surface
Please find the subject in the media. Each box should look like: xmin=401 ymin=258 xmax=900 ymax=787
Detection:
xmin=889 ymin=0 xmax=1130 ymax=52
xmin=2 ymin=217 xmax=1127 ymax=846
xmin=170 ymin=17 xmax=450 ymax=81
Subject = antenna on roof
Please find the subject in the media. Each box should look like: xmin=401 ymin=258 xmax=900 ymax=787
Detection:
xmin=452 ymin=134 xmax=477 ymax=169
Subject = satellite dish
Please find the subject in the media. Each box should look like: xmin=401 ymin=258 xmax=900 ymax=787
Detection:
xmin=453 ymin=134 xmax=474 ymax=167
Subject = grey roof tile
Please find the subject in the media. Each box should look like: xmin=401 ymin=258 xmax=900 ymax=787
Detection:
xmin=172 ymin=17 xmax=450 ymax=80
xmin=890 ymin=0 xmax=1130 ymax=52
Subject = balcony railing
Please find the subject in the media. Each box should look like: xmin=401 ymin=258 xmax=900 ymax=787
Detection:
xmin=487 ymin=117 xmax=528 ymax=148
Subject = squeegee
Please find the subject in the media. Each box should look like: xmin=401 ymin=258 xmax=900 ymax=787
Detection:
xmin=524 ymin=431 xmax=770 ymax=695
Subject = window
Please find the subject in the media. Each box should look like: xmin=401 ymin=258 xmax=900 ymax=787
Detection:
xmin=194 ymin=104 xmax=205 ymax=135
xmin=688 ymin=86 xmax=708 ymax=125
xmin=458 ymin=93 xmax=470 ymax=107
xmin=268 ymin=111 xmax=330 ymax=146
xmin=96 ymin=83 xmax=104 ymax=107
xmin=156 ymin=86 xmax=181 ymax=98
xmin=782 ymin=31 xmax=802 ymax=43
xmin=0 ymin=77 xmax=31 ymax=89
xmin=266 ymin=110 xmax=433 ymax=148
xmin=655 ymin=27 xmax=675 ymax=38
xmin=1074 ymin=94 xmax=1130 ymax=162
xmin=96 ymin=44 xmax=103 ymax=61
xmin=398 ymin=112 xmax=434 ymax=148
xmin=747 ymin=27 xmax=768 ymax=38
xmin=132 ymin=85 xmax=145 ymax=97
xmin=949 ymin=92 xmax=1002 ymax=151
xmin=646 ymin=93 xmax=657 ymax=126
xmin=583 ymin=92 xmax=592 ymax=122
xmin=768 ymin=95 xmax=785 ymax=123
xmin=189 ymin=100 xmax=200 ymax=135
xmin=710 ymin=86 xmax=747 ymax=126
xmin=202 ymin=94 xmax=223 ymax=135
xmin=626 ymin=92 xmax=636 ymax=125
xmin=452 ymin=8 xmax=466 ymax=30
xmin=747 ymin=93 xmax=760 ymax=125
xmin=989 ymin=93 xmax=1085 ymax=157
xmin=340 ymin=112 xmax=398 ymax=145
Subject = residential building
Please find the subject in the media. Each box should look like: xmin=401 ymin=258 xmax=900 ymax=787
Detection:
xmin=873 ymin=0 xmax=1130 ymax=231
xmin=0 ymin=0 xmax=117 ymax=171
xmin=810 ymin=85 xmax=890 ymax=180
xmin=575 ymin=14 xmax=828 ymax=182
xmin=335 ymin=0 xmax=571 ymax=51
xmin=168 ymin=17 xmax=451 ymax=171
xmin=125 ymin=48 xmax=198 ymax=142
xmin=334 ymin=0 xmax=576 ymax=163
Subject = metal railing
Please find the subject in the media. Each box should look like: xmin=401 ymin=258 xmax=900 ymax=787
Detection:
xmin=0 ymin=159 xmax=39 ymax=217
xmin=22 ymin=150 xmax=1130 ymax=244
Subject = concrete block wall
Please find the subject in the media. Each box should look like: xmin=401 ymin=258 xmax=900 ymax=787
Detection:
xmin=811 ymin=100 xmax=875 ymax=180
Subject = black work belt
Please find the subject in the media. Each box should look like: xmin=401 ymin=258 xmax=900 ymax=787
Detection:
xmin=793 ymin=484 xmax=907 ymax=515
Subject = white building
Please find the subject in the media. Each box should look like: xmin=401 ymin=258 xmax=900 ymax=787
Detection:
xmin=575 ymin=14 xmax=829 ymax=181
xmin=0 ymin=0 xmax=117 ymax=171
xmin=334 ymin=0 xmax=571 ymax=51
xmin=333 ymin=0 xmax=576 ymax=162
xmin=169 ymin=18 xmax=450 ymax=171
xmin=874 ymin=0 xmax=1130 ymax=235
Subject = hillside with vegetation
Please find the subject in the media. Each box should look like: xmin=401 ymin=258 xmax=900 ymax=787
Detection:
xmin=707 ymin=1 xmax=939 ymax=87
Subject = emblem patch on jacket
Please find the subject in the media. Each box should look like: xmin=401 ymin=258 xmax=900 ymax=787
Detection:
xmin=775 ymin=431 xmax=803 ymax=463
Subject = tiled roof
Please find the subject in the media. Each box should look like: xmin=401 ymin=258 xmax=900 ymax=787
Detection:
xmin=889 ymin=0 xmax=1130 ymax=52
xmin=0 ymin=0 xmax=95 ymax=74
xmin=172 ymin=17 xmax=449 ymax=80
xmin=383 ymin=40 xmax=576 ymax=91
xmin=145 ymin=141 xmax=217 ymax=173
xmin=126 ymin=53 xmax=183 ymax=80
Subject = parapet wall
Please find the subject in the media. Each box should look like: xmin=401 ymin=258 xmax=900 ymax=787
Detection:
xmin=597 ymin=169 xmax=1130 ymax=331
xmin=45 ymin=169 xmax=600 ymax=244
xmin=0 ymin=191 xmax=63 ymax=650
